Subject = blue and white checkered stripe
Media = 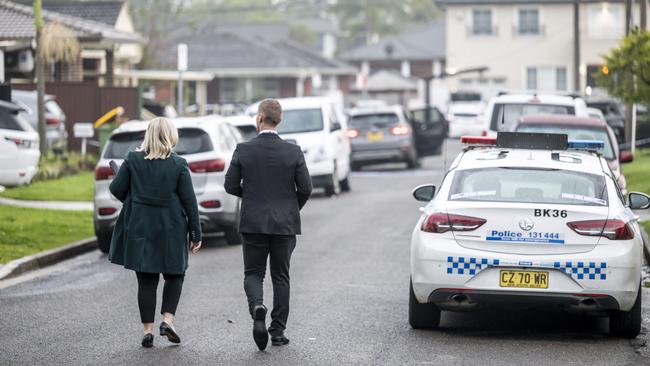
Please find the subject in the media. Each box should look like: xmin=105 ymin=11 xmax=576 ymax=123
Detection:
xmin=447 ymin=256 xmax=500 ymax=275
xmin=554 ymin=261 xmax=607 ymax=280
xmin=446 ymin=257 xmax=607 ymax=280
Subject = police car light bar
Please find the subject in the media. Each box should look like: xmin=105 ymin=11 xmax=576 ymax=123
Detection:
xmin=460 ymin=136 xmax=497 ymax=145
xmin=567 ymin=140 xmax=605 ymax=150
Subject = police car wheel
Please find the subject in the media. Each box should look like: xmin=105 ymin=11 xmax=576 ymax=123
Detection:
xmin=340 ymin=175 xmax=351 ymax=192
xmin=609 ymin=282 xmax=642 ymax=338
xmin=409 ymin=279 xmax=440 ymax=330
xmin=224 ymin=227 xmax=242 ymax=245
xmin=97 ymin=233 xmax=111 ymax=254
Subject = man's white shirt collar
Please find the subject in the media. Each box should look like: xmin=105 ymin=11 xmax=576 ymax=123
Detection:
xmin=259 ymin=130 xmax=278 ymax=135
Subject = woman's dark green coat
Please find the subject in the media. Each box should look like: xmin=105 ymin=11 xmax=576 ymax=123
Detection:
xmin=108 ymin=151 xmax=202 ymax=274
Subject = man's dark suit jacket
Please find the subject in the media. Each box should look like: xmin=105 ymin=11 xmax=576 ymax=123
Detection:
xmin=224 ymin=132 xmax=313 ymax=235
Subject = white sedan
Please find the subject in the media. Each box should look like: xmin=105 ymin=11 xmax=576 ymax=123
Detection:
xmin=409 ymin=133 xmax=649 ymax=338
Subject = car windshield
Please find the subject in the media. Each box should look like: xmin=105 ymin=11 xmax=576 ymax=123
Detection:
xmin=278 ymin=109 xmax=324 ymax=134
xmin=349 ymin=113 xmax=399 ymax=129
xmin=0 ymin=108 xmax=34 ymax=132
xmin=516 ymin=124 xmax=615 ymax=160
xmin=491 ymin=103 xmax=575 ymax=131
xmin=235 ymin=125 xmax=258 ymax=141
xmin=449 ymin=167 xmax=608 ymax=206
xmin=104 ymin=128 xmax=213 ymax=159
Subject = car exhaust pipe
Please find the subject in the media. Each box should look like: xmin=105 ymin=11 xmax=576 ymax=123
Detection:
xmin=580 ymin=298 xmax=597 ymax=307
xmin=451 ymin=293 xmax=468 ymax=303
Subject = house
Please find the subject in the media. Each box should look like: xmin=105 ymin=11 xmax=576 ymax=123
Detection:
xmin=9 ymin=0 xmax=143 ymax=85
xmin=437 ymin=0 xmax=638 ymax=97
xmin=129 ymin=21 xmax=356 ymax=115
xmin=0 ymin=0 xmax=145 ymax=85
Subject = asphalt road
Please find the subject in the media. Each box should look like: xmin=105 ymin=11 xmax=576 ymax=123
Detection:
xmin=1 ymin=139 xmax=649 ymax=366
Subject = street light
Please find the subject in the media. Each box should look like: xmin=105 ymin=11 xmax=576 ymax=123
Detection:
xmin=421 ymin=66 xmax=488 ymax=128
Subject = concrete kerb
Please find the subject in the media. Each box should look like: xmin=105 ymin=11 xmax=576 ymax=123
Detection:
xmin=0 ymin=237 xmax=97 ymax=280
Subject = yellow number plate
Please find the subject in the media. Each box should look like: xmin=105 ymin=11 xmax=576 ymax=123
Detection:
xmin=367 ymin=131 xmax=384 ymax=141
xmin=499 ymin=270 xmax=549 ymax=289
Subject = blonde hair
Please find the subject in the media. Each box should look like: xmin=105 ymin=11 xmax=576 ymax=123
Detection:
xmin=140 ymin=117 xmax=178 ymax=160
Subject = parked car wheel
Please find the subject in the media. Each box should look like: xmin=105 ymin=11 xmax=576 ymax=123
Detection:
xmin=340 ymin=175 xmax=351 ymax=192
xmin=224 ymin=226 xmax=242 ymax=245
xmin=609 ymin=282 xmax=642 ymax=338
xmin=409 ymin=279 xmax=440 ymax=330
xmin=324 ymin=165 xmax=341 ymax=197
xmin=97 ymin=232 xmax=111 ymax=253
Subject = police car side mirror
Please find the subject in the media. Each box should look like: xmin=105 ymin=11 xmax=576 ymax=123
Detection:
xmin=330 ymin=121 xmax=342 ymax=132
xmin=628 ymin=192 xmax=650 ymax=210
xmin=412 ymin=184 xmax=436 ymax=202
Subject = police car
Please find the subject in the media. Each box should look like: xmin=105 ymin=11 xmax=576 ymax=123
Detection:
xmin=409 ymin=132 xmax=650 ymax=338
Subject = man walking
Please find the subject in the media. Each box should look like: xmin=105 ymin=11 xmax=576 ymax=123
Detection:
xmin=224 ymin=99 xmax=312 ymax=351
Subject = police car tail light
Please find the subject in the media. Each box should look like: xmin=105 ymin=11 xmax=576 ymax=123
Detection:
xmin=460 ymin=136 xmax=497 ymax=145
xmin=567 ymin=219 xmax=634 ymax=240
xmin=421 ymin=213 xmax=486 ymax=233
xmin=189 ymin=159 xmax=226 ymax=173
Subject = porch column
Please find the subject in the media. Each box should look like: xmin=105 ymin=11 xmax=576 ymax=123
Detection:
xmin=196 ymin=80 xmax=207 ymax=116
xmin=106 ymin=48 xmax=114 ymax=86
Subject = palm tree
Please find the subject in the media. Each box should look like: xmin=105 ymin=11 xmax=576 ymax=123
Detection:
xmin=33 ymin=1 xmax=80 ymax=157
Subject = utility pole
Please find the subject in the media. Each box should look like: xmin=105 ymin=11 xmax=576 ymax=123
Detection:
xmin=34 ymin=0 xmax=47 ymax=158
xmin=624 ymin=0 xmax=635 ymax=148
xmin=573 ymin=1 xmax=581 ymax=93
xmin=641 ymin=0 xmax=647 ymax=30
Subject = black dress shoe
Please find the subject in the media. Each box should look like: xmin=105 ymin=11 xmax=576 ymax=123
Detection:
xmin=141 ymin=333 xmax=154 ymax=348
xmin=271 ymin=334 xmax=290 ymax=346
xmin=252 ymin=305 xmax=268 ymax=351
xmin=160 ymin=322 xmax=181 ymax=344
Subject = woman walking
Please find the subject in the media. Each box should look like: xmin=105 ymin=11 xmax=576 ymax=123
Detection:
xmin=108 ymin=117 xmax=202 ymax=348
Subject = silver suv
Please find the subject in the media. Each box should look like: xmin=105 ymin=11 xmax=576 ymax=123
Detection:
xmin=93 ymin=116 xmax=243 ymax=252
xmin=12 ymin=90 xmax=68 ymax=149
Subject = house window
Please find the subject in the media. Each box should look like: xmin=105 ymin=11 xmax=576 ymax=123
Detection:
xmin=518 ymin=9 xmax=540 ymax=35
xmin=220 ymin=78 xmax=237 ymax=103
xmin=526 ymin=67 xmax=567 ymax=91
xmin=472 ymin=9 xmax=494 ymax=35
xmin=263 ymin=79 xmax=280 ymax=97
xmin=588 ymin=4 xmax=624 ymax=38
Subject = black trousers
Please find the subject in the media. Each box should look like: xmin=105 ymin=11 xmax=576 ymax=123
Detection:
xmin=135 ymin=272 xmax=185 ymax=323
xmin=242 ymin=233 xmax=296 ymax=336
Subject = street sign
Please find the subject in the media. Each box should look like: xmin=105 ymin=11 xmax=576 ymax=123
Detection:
xmin=73 ymin=123 xmax=94 ymax=138
xmin=177 ymin=43 xmax=188 ymax=72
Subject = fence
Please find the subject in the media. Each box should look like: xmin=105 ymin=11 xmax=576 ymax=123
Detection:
xmin=12 ymin=82 xmax=139 ymax=152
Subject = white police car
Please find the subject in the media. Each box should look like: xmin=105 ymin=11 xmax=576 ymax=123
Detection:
xmin=409 ymin=132 xmax=650 ymax=338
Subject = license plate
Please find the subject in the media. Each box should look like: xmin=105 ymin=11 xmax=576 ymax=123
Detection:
xmin=499 ymin=270 xmax=549 ymax=289
xmin=367 ymin=131 xmax=383 ymax=141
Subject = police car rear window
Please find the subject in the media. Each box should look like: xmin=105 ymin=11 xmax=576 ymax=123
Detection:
xmin=104 ymin=128 xmax=213 ymax=159
xmin=449 ymin=167 xmax=608 ymax=206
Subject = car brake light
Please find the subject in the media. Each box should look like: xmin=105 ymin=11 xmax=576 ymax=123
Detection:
xmin=390 ymin=125 xmax=410 ymax=135
xmin=460 ymin=136 xmax=497 ymax=145
xmin=95 ymin=166 xmax=115 ymax=180
xmin=200 ymin=200 xmax=221 ymax=208
xmin=45 ymin=117 xmax=60 ymax=125
xmin=421 ymin=212 xmax=486 ymax=233
xmin=567 ymin=219 xmax=634 ymax=240
xmin=98 ymin=207 xmax=117 ymax=216
xmin=188 ymin=159 xmax=226 ymax=173
xmin=347 ymin=129 xmax=360 ymax=139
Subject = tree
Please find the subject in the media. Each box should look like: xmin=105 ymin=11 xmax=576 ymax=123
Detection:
xmin=597 ymin=28 xmax=650 ymax=106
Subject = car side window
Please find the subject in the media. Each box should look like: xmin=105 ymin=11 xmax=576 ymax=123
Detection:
xmin=217 ymin=124 xmax=234 ymax=151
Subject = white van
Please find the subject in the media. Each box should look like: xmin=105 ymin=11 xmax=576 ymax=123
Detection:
xmin=274 ymin=97 xmax=352 ymax=197
xmin=483 ymin=94 xmax=589 ymax=136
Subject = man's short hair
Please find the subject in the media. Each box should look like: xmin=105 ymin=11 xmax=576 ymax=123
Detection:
xmin=257 ymin=99 xmax=282 ymax=126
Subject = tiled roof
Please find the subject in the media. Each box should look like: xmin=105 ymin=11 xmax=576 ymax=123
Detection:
xmin=339 ymin=18 xmax=445 ymax=61
xmin=0 ymin=0 xmax=144 ymax=43
xmin=151 ymin=22 xmax=354 ymax=73
xmin=12 ymin=0 xmax=124 ymax=25
xmin=437 ymin=0 xmax=609 ymax=4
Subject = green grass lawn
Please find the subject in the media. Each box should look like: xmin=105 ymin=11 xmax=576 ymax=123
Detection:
xmin=624 ymin=148 xmax=650 ymax=194
xmin=0 ymin=172 xmax=94 ymax=201
xmin=0 ymin=206 xmax=93 ymax=264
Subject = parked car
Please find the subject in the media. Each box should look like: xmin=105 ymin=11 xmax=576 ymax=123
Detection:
xmin=346 ymin=105 xmax=419 ymax=170
xmin=446 ymin=102 xmax=486 ymax=138
xmin=12 ymin=90 xmax=68 ymax=149
xmin=271 ymin=97 xmax=352 ymax=197
xmin=0 ymin=100 xmax=40 ymax=186
xmin=94 ymin=116 xmax=243 ymax=253
xmin=515 ymin=115 xmax=633 ymax=193
xmin=586 ymin=98 xmax=626 ymax=142
xmin=408 ymin=104 xmax=449 ymax=156
xmin=483 ymin=93 xmax=589 ymax=135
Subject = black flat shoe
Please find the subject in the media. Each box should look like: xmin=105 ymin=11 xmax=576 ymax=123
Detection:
xmin=160 ymin=322 xmax=181 ymax=344
xmin=141 ymin=333 xmax=154 ymax=348
xmin=252 ymin=305 xmax=268 ymax=351
xmin=271 ymin=334 xmax=290 ymax=346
